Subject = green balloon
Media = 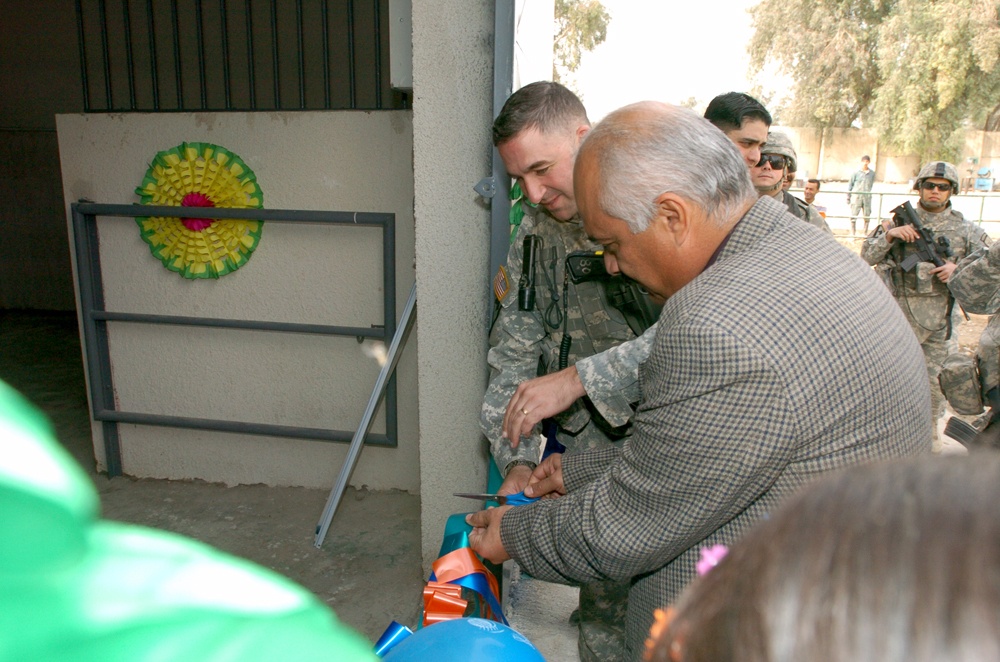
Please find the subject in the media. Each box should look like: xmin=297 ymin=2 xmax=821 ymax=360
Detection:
xmin=0 ymin=381 xmax=376 ymax=661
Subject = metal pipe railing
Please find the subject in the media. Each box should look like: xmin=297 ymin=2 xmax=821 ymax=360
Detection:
xmin=71 ymin=202 xmax=399 ymax=477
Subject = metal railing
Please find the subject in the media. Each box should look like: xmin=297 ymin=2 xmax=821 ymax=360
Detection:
xmin=71 ymin=202 xmax=397 ymax=477
xmin=75 ymin=0 xmax=406 ymax=112
xmin=792 ymin=188 xmax=1000 ymax=236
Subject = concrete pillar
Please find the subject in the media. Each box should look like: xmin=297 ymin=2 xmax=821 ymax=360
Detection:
xmin=412 ymin=1 xmax=495 ymax=571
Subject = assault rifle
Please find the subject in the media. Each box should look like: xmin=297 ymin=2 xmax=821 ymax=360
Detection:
xmin=890 ymin=200 xmax=969 ymax=326
xmin=890 ymin=201 xmax=954 ymax=272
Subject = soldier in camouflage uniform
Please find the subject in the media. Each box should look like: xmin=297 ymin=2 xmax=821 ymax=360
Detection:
xmin=861 ymin=161 xmax=990 ymax=451
xmin=945 ymin=240 xmax=1000 ymax=443
xmin=483 ymin=81 xmax=644 ymax=662
xmin=751 ymin=132 xmax=831 ymax=234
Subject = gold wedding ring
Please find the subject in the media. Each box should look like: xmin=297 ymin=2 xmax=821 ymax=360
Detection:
xmin=522 ymin=408 xmax=529 ymax=416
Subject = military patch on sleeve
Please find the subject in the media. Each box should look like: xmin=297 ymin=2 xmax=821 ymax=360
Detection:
xmin=493 ymin=265 xmax=510 ymax=302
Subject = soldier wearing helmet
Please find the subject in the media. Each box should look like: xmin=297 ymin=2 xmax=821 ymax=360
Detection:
xmin=750 ymin=131 xmax=830 ymax=233
xmin=861 ymin=161 xmax=991 ymax=452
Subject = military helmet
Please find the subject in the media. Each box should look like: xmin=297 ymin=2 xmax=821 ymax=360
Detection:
xmin=914 ymin=161 xmax=959 ymax=193
xmin=762 ymin=131 xmax=797 ymax=173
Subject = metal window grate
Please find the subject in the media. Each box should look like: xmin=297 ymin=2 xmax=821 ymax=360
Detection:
xmin=75 ymin=0 xmax=407 ymax=112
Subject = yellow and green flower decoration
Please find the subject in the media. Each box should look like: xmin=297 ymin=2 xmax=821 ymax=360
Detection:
xmin=135 ymin=142 xmax=263 ymax=279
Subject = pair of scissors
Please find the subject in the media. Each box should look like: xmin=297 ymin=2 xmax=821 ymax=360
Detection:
xmin=453 ymin=491 xmax=539 ymax=507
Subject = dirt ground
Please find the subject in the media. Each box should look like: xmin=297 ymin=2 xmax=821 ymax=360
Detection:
xmin=0 ymin=310 xmax=424 ymax=644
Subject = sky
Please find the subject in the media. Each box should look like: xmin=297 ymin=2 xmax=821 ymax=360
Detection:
xmin=570 ymin=0 xmax=784 ymax=122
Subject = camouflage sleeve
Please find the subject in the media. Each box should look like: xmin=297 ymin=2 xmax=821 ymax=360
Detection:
xmin=573 ymin=322 xmax=657 ymax=427
xmin=950 ymin=231 xmax=1000 ymax=314
xmin=859 ymin=230 xmax=892 ymax=265
xmin=480 ymin=215 xmax=545 ymax=475
xmin=806 ymin=205 xmax=832 ymax=234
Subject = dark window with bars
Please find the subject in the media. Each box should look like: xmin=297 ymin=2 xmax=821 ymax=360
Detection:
xmin=75 ymin=0 xmax=408 ymax=112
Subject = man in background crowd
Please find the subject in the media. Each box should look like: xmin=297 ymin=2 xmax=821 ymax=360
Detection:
xmin=847 ymin=155 xmax=875 ymax=235
xmin=803 ymin=178 xmax=827 ymax=217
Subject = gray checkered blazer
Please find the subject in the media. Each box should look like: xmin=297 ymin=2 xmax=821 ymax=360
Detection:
xmin=500 ymin=195 xmax=931 ymax=659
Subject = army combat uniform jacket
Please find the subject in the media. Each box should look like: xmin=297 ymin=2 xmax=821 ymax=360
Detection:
xmin=781 ymin=190 xmax=831 ymax=234
xmin=949 ymin=241 xmax=1000 ymax=399
xmin=861 ymin=204 xmax=989 ymax=342
xmin=481 ymin=203 xmax=651 ymax=476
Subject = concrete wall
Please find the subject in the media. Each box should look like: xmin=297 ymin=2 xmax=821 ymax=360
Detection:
xmin=412 ymin=1 xmax=494 ymax=570
xmin=56 ymin=111 xmax=419 ymax=492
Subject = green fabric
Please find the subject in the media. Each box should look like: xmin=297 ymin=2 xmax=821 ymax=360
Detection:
xmin=0 ymin=380 xmax=376 ymax=661
xmin=509 ymin=182 xmax=534 ymax=245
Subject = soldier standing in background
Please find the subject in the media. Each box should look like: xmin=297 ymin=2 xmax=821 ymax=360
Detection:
xmin=943 ymin=240 xmax=1000 ymax=446
xmin=847 ymin=155 xmax=876 ymax=235
xmin=861 ymin=161 xmax=990 ymax=451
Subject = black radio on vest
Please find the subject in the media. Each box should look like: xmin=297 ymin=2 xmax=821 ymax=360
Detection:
xmin=518 ymin=234 xmax=542 ymax=311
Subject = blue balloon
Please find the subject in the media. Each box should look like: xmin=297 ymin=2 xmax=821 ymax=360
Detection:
xmin=382 ymin=618 xmax=544 ymax=661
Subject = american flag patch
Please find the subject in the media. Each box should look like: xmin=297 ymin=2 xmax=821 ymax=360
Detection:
xmin=493 ymin=266 xmax=510 ymax=301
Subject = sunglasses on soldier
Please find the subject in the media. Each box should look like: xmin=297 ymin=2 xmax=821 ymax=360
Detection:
xmin=755 ymin=154 xmax=786 ymax=170
xmin=920 ymin=181 xmax=951 ymax=192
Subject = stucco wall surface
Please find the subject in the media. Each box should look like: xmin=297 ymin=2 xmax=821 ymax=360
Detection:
xmin=56 ymin=111 xmax=418 ymax=492
xmin=412 ymin=1 xmax=494 ymax=569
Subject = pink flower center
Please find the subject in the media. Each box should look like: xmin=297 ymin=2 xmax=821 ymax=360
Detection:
xmin=181 ymin=192 xmax=216 ymax=231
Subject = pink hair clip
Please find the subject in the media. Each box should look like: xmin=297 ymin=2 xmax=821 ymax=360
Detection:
xmin=696 ymin=544 xmax=728 ymax=576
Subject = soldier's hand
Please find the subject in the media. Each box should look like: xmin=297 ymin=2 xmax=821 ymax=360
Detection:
xmin=885 ymin=225 xmax=920 ymax=243
xmin=503 ymin=367 xmax=586 ymax=446
xmin=930 ymin=261 xmax=957 ymax=283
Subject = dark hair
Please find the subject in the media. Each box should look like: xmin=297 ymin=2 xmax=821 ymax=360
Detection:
xmin=648 ymin=454 xmax=1000 ymax=662
xmin=703 ymin=92 xmax=772 ymax=133
xmin=491 ymin=81 xmax=589 ymax=147
xmin=807 ymin=178 xmax=821 ymax=189
xmin=862 ymin=155 xmax=871 ymax=162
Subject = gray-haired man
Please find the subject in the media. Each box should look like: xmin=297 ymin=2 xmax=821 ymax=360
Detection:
xmin=469 ymin=102 xmax=929 ymax=659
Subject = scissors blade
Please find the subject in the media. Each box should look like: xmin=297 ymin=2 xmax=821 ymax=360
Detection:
xmin=453 ymin=492 xmax=506 ymax=504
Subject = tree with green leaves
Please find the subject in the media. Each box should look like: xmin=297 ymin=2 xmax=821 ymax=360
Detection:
xmin=553 ymin=0 xmax=611 ymax=88
xmin=749 ymin=0 xmax=1000 ymax=162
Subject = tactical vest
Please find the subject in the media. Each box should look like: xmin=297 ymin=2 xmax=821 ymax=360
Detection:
xmin=522 ymin=216 xmax=639 ymax=372
xmin=887 ymin=207 xmax=974 ymax=337
xmin=781 ymin=190 xmax=808 ymax=221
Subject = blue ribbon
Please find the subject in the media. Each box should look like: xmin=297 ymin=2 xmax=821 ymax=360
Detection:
xmin=502 ymin=491 xmax=539 ymax=507
xmin=373 ymin=620 xmax=413 ymax=657
xmin=432 ymin=514 xmax=509 ymax=626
